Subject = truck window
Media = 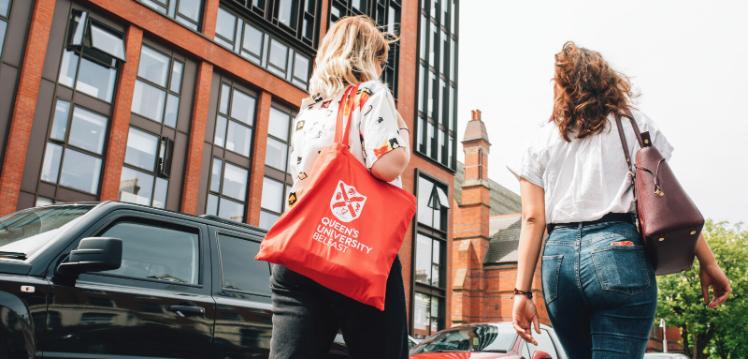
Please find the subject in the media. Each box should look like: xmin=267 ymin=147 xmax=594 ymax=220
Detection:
xmin=217 ymin=233 xmax=271 ymax=297
xmin=98 ymin=221 xmax=199 ymax=285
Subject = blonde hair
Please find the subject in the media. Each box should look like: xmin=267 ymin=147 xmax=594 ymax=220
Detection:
xmin=308 ymin=15 xmax=393 ymax=99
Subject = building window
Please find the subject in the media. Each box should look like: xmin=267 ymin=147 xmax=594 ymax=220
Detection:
xmin=415 ymin=0 xmax=457 ymax=169
xmin=328 ymin=0 xmax=400 ymax=96
xmin=131 ymin=44 xmax=185 ymax=127
xmin=204 ymin=77 xmax=258 ymax=222
xmin=119 ymin=127 xmax=171 ymax=208
xmin=259 ymin=104 xmax=295 ymax=229
xmin=412 ymin=173 xmax=449 ymax=338
xmin=122 ymin=41 xmax=194 ymax=211
xmin=223 ymin=0 xmax=320 ymax=48
xmin=59 ymin=11 xmax=125 ymax=103
xmin=215 ymin=5 xmax=312 ymax=89
xmin=0 ymin=0 xmax=11 ymax=57
xmin=138 ymin=0 xmax=203 ymax=31
xmin=40 ymin=100 xmax=109 ymax=195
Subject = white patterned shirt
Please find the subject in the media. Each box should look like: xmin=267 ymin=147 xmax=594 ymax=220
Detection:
xmin=289 ymin=80 xmax=407 ymax=200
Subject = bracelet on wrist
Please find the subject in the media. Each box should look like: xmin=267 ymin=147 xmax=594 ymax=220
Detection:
xmin=513 ymin=287 xmax=533 ymax=299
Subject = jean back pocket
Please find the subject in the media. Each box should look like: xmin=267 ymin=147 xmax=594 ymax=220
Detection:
xmin=591 ymin=246 xmax=652 ymax=295
xmin=541 ymin=255 xmax=563 ymax=304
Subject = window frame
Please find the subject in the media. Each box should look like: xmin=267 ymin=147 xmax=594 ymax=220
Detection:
xmin=328 ymin=0 xmax=401 ymax=96
xmin=210 ymin=226 xmax=272 ymax=302
xmin=410 ymin=169 xmax=449 ymax=337
xmin=223 ymin=0 xmax=321 ymax=50
xmin=137 ymin=0 xmax=204 ymax=32
xmin=215 ymin=4 xmax=313 ymax=90
xmin=0 ymin=0 xmax=12 ymax=58
xmin=414 ymin=0 xmax=458 ymax=171
xmin=67 ymin=210 xmax=212 ymax=295
xmin=259 ymin=103 xmax=296 ymax=230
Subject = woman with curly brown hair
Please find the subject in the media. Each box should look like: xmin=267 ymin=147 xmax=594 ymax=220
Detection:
xmin=509 ymin=42 xmax=731 ymax=358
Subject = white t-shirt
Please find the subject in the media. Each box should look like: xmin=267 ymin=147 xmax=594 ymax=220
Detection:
xmin=288 ymin=80 xmax=407 ymax=200
xmin=508 ymin=110 xmax=674 ymax=224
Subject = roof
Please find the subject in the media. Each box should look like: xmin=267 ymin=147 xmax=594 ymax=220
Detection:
xmin=484 ymin=218 xmax=522 ymax=265
xmin=453 ymin=162 xmax=522 ymax=216
xmin=462 ymin=117 xmax=491 ymax=144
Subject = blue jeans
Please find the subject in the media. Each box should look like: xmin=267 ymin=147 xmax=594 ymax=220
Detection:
xmin=541 ymin=221 xmax=657 ymax=359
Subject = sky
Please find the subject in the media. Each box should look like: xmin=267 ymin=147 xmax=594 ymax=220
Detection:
xmin=456 ymin=0 xmax=748 ymax=225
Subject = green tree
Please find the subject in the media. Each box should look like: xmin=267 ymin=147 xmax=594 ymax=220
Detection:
xmin=656 ymin=220 xmax=748 ymax=359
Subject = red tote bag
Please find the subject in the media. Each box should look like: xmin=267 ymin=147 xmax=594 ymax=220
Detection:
xmin=256 ymin=85 xmax=416 ymax=310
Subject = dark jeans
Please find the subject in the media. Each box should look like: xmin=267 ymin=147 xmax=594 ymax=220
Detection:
xmin=542 ymin=221 xmax=658 ymax=359
xmin=269 ymin=257 xmax=409 ymax=359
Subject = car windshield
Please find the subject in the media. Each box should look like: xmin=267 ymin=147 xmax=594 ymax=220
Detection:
xmin=0 ymin=205 xmax=94 ymax=258
xmin=412 ymin=324 xmax=516 ymax=353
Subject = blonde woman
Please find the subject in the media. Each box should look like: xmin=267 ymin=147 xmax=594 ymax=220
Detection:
xmin=510 ymin=42 xmax=731 ymax=358
xmin=268 ymin=16 xmax=410 ymax=359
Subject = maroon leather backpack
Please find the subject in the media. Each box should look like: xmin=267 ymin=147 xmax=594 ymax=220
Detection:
xmin=615 ymin=114 xmax=704 ymax=275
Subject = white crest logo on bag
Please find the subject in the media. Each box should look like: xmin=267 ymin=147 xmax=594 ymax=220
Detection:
xmin=330 ymin=180 xmax=367 ymax=222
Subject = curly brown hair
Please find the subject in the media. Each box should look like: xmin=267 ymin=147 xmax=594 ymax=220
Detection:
xmin=552 ymin=41 xmax=633 ymax=141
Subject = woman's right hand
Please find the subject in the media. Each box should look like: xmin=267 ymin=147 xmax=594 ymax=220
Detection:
xmin=512 ymin=295 xmax=541 ymax=345
xmin=699 ymin=262 xmax=731 ymax=308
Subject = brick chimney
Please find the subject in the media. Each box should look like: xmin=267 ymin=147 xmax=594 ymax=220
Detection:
xmin=452 ymin=109 xmax=493 ymax=325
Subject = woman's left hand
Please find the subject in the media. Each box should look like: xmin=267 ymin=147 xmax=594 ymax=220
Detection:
xmin=699 ymin=262 xmax=731 ymax=308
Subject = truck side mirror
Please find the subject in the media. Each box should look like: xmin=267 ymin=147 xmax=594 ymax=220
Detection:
xmin=57 ymin=237 xmax=122 ymax=279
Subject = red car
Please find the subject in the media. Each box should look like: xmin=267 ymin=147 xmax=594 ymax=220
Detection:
xmin=410 ymin=322 xmax=567 ymax=359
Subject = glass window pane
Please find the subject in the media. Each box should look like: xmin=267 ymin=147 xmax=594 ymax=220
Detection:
xmin=293 ymin=53 xmax=309 ymax=82
xmin=278 ymin=0 xmax=297 ymax=27
xmin=41 ymin=143 xmax=63 ymax=183
xmin=413 ymin=293 xmax=430 ymax=333
xmin=36 ymin=197 xmax=54 ymax=207
xmin=419 ymin=15 xmax=427 ymax=61
xmin=221 ymin=162 xmax=248 ymax=200
xmin=50 ymin=100 xmax=70 ymax=141
xmin=219 ymin=84 xmax=230 ymax=114
xmin=89 ymin=23 xmax=126 ymax=61
xmin=141 ymin=0 xmax=167 ymax=14
xmin=216 ymin=7 xmax=236 ymax=45
xmin=119 ymin=167 xmax=154 ymax=205
xmin=259 ymin=210 xmax=279 ymax=230
xmin=210 ymin=158 xmax=222 ymax=192
xmin=265 ymin=138 xmax=287 ymax=171
xmin=230 ymin=89 xmax=256 ymax=125
xmin=430 ymin=296 xmax=441 ymax=333
xmin=58 ymin=50 xmax=79 ymax=88
xmin=76 ymin=57 xmax=117 ymax=103
xmin=164 ymin=94 xmax=179 ymax=128
xmin=218 ymin=235 xmax=271 ymax=295
xmin=417 ymin=176 xmax=435 ymax=226
xmin=225 ymin=121 xmax=252 ymax=157
xmin=206 ymin=194 xmax=219 ymax=215
xmin=0 ymin=0 xmax=9 ymax=17
xmin=0 ymin=21 xmax=6 ymax=56
xmin=268 ymin=39 xmax=288 ymax=72
xmin=432 ymin=240 xmax=441 ymax=286
xmin=170 ymin=60 xmax=184 ymax=93
xmin=242 ymin=23 xmax=264 ymax=57
xmin=59 ymin=148 xmax=102 ymax=194
xmin=450 ymin=39 xmax=456 ymax=78
xmin=214 ymin=115 xmax=227 ymax=147
xmin=100 ymin=222 xmax=199 ymax=284
xmin=153 ymin=177 xmax=168 ymax=208
xmin=268 ymin=107 xmax=290 ymax=140
xmin=68 ymin=106 xmax=108 ymax=154
xmin=415 ymin=234 xmax=432 ymax=285
xmin=132 ymin=81 xmax=166 ymax=122
xmin=218 ymin=197 xmax=244 ymax=222
xmin=261 ymin=177 xmax=284 ymax=213
xmin=124 ymin=127 xmax=159 ymax=170
xmin=138 ymin=45 xmax=170 ymax=87
xmin=177 ymin=0 xmax=202 ymax=22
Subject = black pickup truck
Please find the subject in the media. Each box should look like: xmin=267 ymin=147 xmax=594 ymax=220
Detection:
xmin=0 ymin=201 xmax=349 ymax=358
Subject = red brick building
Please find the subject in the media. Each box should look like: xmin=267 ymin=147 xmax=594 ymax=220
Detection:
xmin=0 ymin=0 xmax=460 ymax=336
